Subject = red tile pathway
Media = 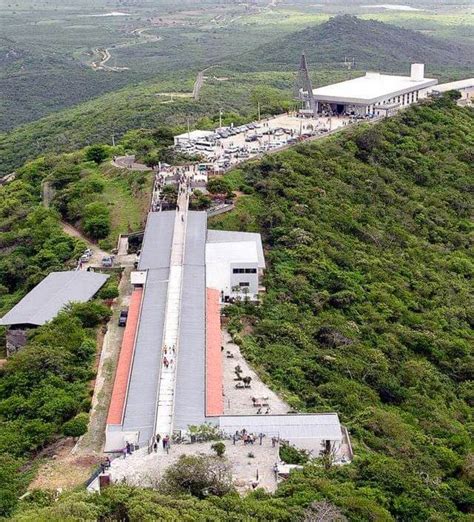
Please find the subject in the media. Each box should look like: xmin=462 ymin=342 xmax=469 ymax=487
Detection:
xmin=107 ymin=288 xmax=143 ymax=425
xmin=206 ymin=288 xmax=224 ymax=416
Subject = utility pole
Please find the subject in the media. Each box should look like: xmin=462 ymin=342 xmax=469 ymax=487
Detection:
xmin=187 ymin=117 xmax=190 ymax=142
xmin=111 ymin=133 xmax=115 ymax=147
xmin=219 ymin=108 xmax=223 ymax=129
xmin=257 ymin=101 xmax=261 ymax=122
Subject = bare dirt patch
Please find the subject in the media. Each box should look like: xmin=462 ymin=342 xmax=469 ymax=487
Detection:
xmin=29 ymin=439 xmax=99 ymax=491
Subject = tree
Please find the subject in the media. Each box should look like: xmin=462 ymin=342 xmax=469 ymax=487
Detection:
xmin=85 ymin=145 xmax=108 ymax=164
xmin=62 ymin=413 xmax=89 ymax=438
xmin=303 ymin=501 xmax=347 ymax=522
xmin=67 ymin=301 xmax=112 ymax=327
xmin=143 ymin=151 xmax=160 ymax=168
xmin=211 ymin=442 xmax=226 ymax=458
xmin=82 ymin=201 xmax=110 ymax=239
xmin=159 ymin=455 xmax=233 ymax=498
xmin=207 ymin=177 xmax=233 ymax=198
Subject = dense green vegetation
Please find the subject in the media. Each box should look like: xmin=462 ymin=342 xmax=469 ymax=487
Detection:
xmin=4 ymin=93 xmax=471 ymax=522
xmin=249 ymin=15 xmax=474 ymax=74
xmin=0 ymin=176 xmax=83 ymax=316
xmin=210 ymin=95 xmax=474 ymax=519
xmin=0 ymin=301 xmax=111 ymax=517
xmin=17 ymin=145 xmax=152 ymax=250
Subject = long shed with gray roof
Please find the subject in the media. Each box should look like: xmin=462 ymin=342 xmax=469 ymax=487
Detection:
xmin=0 ymin=271 xmax=109 ymax=327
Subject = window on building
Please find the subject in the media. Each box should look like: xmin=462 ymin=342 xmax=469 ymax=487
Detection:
xmin=233 ymin=268 xmax=257 ymax=274
xmin=239 ymin=282 xmax=249 ymax=287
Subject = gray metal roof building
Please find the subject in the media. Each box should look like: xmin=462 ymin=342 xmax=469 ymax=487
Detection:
xmin=138 ymin=211 xmax=175 ymax=270
xmin=120 ymin=211 xmax=210 ymax=443
xmin=0 ymin=271 xmax=109 ymax=327
xmin=122 ymin=268 xmax=169 ymax=445
xmin=121 ymin=211 xmax=176 ymax=445
xmin=218 ymin=414 xmax=343 ymax=453
xmin=174 ymin=212 xmax=208 ymax=430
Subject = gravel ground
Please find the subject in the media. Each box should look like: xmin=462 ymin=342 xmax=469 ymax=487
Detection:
xmin=222 ymin=330 xmax=289 ymax=416
xmin=109 ymin=439 xmax=280 ymax=493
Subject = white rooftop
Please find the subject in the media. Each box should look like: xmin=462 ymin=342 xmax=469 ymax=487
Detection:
xmin=432 ymin=78 xmax=474 ymax=92
xmin=312 ymin=72 xmax=437 ymax=105
xmin=206 ymin=240 xmax=258 ymax=267
xmin=207 ymin=229 xmax=265 ymax=268
xmin=174 ymin=130 xmax=215 ymax=141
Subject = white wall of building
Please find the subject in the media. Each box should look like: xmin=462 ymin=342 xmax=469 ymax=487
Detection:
xmin=206 ymin=241 xmax=259 ymax=300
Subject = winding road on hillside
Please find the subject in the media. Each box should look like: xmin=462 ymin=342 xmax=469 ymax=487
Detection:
xmin=91 ymin=27 xmax=162 ymax=72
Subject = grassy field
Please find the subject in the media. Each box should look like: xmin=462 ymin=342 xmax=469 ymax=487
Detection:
xmin=100 ymin=167 xmax=152 ymax=246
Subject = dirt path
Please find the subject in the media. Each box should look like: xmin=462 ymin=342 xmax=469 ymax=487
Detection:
xmin=61 ymin=221 xmax=110 ymax=265
xmin=75 ymin=267 xmax=133 ymax=456
xmin=192 ymin=65 xmax=216 ymax=100
xmin=90 ymin=28 xmax=161 ymax=72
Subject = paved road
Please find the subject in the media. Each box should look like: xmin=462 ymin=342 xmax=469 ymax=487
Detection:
xmin=112 ymin=155 xmax=152 ymax=171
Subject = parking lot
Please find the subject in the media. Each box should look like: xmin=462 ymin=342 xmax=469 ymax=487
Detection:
xmin=174 ymin=113 xmax=352 ymax=172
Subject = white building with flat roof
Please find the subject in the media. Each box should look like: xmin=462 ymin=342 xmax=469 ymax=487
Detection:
xmin=431 ymin=78 xmax=474 ymax=105
xmin=174 ymin=129 xmax=215 ymax=146
xmin=310 ymin=63 xmax=437 ymax=116
xmin=206 ymin=230 xmax=265 ymax=301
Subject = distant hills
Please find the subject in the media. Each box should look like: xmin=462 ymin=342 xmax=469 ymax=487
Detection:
xmin=250 ymin=15 xmax=474 ymax=74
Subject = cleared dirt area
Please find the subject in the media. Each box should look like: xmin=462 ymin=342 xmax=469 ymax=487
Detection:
xmin=28 ymin=439 xmax=99 ymax=491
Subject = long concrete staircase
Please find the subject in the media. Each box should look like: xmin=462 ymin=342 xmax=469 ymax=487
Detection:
xmin=153 ymin=183 xmax=189 ymax=439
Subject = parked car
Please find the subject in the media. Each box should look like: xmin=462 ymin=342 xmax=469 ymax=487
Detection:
xmin=101 ymin=256 xmax=114 ymax=268
xmin=118 ymin=310 xmax=128 ymax=327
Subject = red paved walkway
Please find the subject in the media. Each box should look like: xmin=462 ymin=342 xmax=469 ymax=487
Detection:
xmin=107 ymin=288 xmax=143 ymax=425
xmin=206 ymin=288 xmax=224 ymax=416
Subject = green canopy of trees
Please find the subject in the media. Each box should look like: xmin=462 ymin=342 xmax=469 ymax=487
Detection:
xmin=0 ymin=302 xmax=111 ymax=516
xmin=210 ymin=95 xmax=473 ymax=520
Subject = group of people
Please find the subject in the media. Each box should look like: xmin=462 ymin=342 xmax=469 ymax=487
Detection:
xmin=121 ymin=441 xmax=135 ymax=459
xmin=151 ymin=165 xmax=195 ymax=213
xmin=162 ymin=344 xmax=175 ymax=369
xmin=232 ymin=429 xmax=265 ymax=446
xmin=151 ymin=433 xmax=171 ymax=453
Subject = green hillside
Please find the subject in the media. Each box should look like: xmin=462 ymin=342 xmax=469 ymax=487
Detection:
xmin=250 ymin=15 xmax=474 ymax=74
xmin=0 ymin=69 xmax=357 ymax=177
xmin=210 ymin=94 xmax=474 ymax=520
xmin=4 ymin=94 xmax=473 ymax=521
xmin=0 ymin=37 xmax=136 ymax=131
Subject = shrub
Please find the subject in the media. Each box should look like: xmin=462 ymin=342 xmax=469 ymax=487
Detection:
xmin=67 ymin=301 xmax=112 ymax=327
xmin=211 ymin=442 xmax=226 ymax=457
xmin=159 ymin=455 xmax=233 ymax=498
xmin=85 ymin=145 xmax=108 ymax=165
xmin=279 ymin=443 xmax=310 ymax=465
xmin=62 ymin=413 xmax=89 ymax=438
xmin=98 ymin=282 xmax=119 ymax=300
